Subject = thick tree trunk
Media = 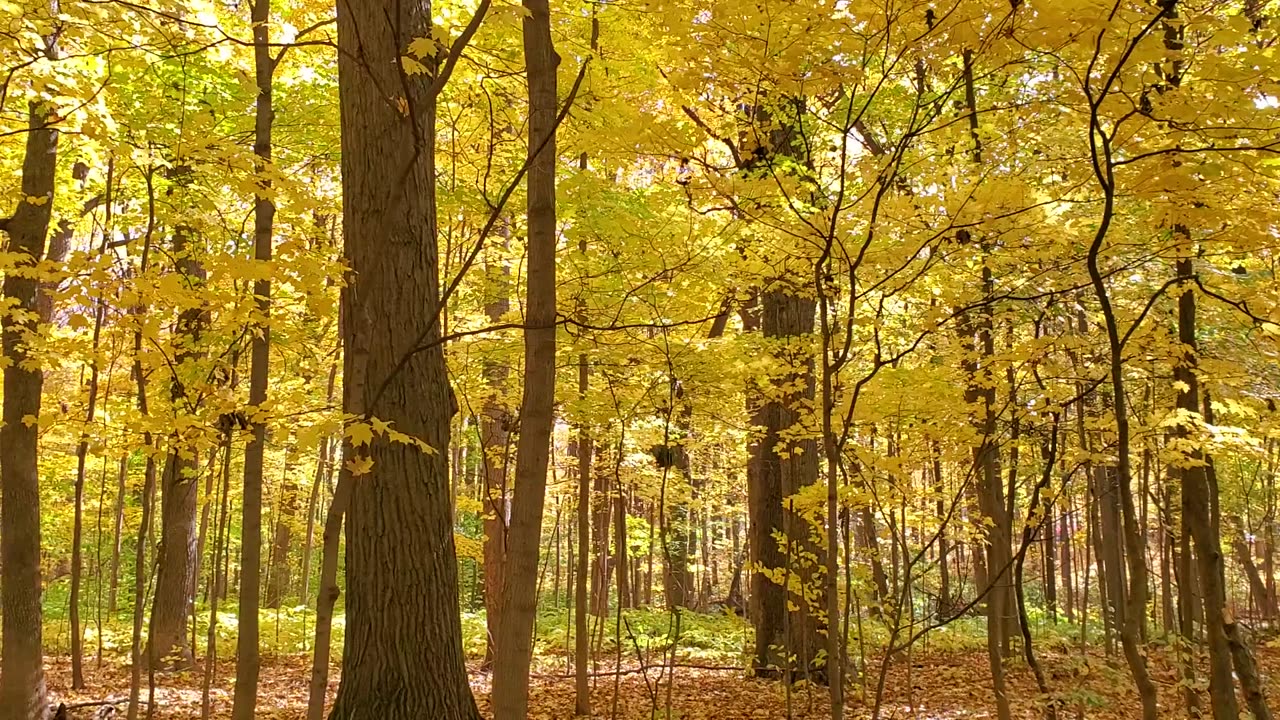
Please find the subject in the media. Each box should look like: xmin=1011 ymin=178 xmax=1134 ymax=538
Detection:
xmin=327 ymin=0 xmax=481 ymax=715
xmin=149 ymin=222 xmax=207 ymax=671
xmin=149 ymin=446 xmax=199 ymax=670
xmin=755 ymin=289 xmax=825 ymax=682
xmin=0 ymin=99 xmax=59 ymax=720
xmin=490 ymin=2 xmax=558 ymax=714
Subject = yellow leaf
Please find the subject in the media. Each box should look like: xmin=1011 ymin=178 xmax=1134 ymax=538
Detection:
xmin=21 ymin=414 xmax=37 ymax=427
xmin=346 ymin=421 xmax=373 ymax=447
xmin=345 ymin=455 xmax=374 ymax=476
xmin=401 ymin=56 xmax=430 ymax=76
xmin=407 ymin=36 xmax=435 ymax=58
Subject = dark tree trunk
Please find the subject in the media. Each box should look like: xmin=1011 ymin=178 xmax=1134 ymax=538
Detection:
xmin=148 ymin=223 xmax=206 ymax=672
xmin=756 ymin=288 xmax=825 ymax=681
xmin=490 ymin=0 xmax=558 ymax=713
xmin=326 ymin=0 xmax=481 ymax=715
xmin=0 ymin=99 xmax=58 ymax=720
xmin=231 ymin=2 xmax=275 ymax=712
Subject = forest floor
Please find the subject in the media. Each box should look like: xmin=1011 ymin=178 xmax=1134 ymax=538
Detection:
xmin=43 ymin=643 xmax=1280 ymax=719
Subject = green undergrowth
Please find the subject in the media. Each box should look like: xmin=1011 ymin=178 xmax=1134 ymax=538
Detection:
xmin=37 ymin=581 xmax=1091 ymax=670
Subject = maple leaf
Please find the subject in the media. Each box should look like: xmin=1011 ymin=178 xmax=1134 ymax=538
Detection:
xmin=345 ymin=455 xmax=374 ymax=476
xmin=346 ymin=421 xmax=374 ymax=447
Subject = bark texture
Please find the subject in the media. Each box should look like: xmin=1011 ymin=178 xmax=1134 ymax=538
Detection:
xmin=327 ymin=0 xmax=480 ymax=715
xmin=148 ymin=223 xmax=206 ymax=671
xmin=0 ymin=101 xmax=58 ymax=720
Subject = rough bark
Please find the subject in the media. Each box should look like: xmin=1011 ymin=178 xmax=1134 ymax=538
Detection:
xmin=326 ymin=0 xmax=481 ymax=715
xmin=757 ymin=289 xmax=825 ymax=682
xmin=490 ymin=0 xmax=558 ymax=713
xmin=147 ymin=217 xmax=208 ymax=670
xmin=0 ymin=99 xmax=59 ymax=720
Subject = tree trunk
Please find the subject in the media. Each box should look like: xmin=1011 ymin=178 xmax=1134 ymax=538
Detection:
xmin=231 ymin=2 xmax=275 ymax=713
xmin=1059 ymin=508 xmax=1073 ymax=622
xmin=326 ymin=0 xmax=481 ymax=715
xmin=0 ymin=98 xmax=59 ymax=720
xmin=760 ymin=288 xmax=825 ymax=682
xmin=299 ymin=363 xmax=338 ymax=602
xmin=614 ymin=466 xmax=631 ymax=611
xmin=306 ymin=469 xmax=349 ymax=720
xmin=69 ymin=240 xmax=100 ymax=690
xmin=126 ymin=197 xmax=158 ymax=720
xmin=1086 ymin=221 xmax=1159 ymax=720
xmin=1173 ymin=252 xmax=1236 ymax=720
xmin=265 ymin=447 xmax=297 ymax=609
xmin=575 ymin=426 xmax=590 ymax=715
xmin=933 ymin=449 xmax=951 ymax=616
xmin=490 ymin=2 xmax=558 ymax=714
xmin=1233 ymin=523 xmax=1275 ymax=619
xmin=1202 ymin=396 xmax=1273 ymax=720
xmin=148 ymin=222 xmax=207 ymax=671
xmin=666 ymin=413 xmax=696 ymax=611
xmin=109 ymin=456 xmax=129 ymax=614
xmin=481 ymin=234 xmax=511 ymax=666
xmin=592 ymin=441 xmax=612 ymax=615
xmin=201 ymin=437 xmax=233 ymax=720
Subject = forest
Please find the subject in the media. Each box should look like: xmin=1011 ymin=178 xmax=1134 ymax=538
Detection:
xmin=1 ymin=0 xmax=1279 ymax=718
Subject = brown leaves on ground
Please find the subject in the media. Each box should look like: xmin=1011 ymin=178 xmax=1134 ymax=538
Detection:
xmin=43 ymin=645 xmax=1280 ymax=719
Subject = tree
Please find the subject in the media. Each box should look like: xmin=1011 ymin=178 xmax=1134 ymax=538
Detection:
xmin=0 ymin=92 xmax=59 ymax=720
xmin=326 ymin=0 xmax=482 ymax=715
xmin=230 ymin=0 xmax=276 ymax=713
xmin=489 ymin=0 xmax=559 ymax=714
